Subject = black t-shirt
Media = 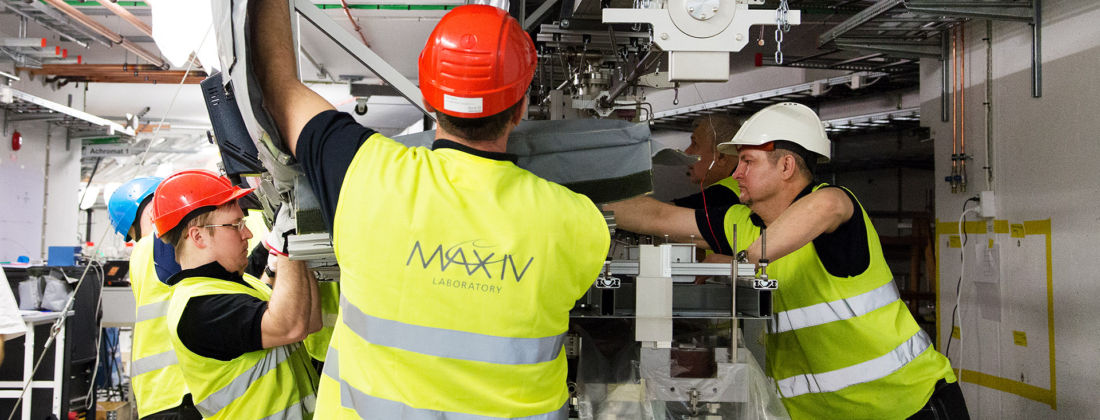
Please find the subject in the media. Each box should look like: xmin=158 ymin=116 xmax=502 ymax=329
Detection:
xmin=671 ymin=182 xmax=741 ymax=210
xmin=695 ymin=184 xmax=872 ymax=277
xmin=296 ymin=110 xmax=378 ymax=233
xmin=296 ymin=110 xmax=520 ymax=229
xmin=166 ymin=262 xmax=268 ymax=361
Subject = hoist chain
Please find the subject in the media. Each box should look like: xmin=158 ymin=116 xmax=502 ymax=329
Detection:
xmin=774 ymin=0 xmax=791 ymax=64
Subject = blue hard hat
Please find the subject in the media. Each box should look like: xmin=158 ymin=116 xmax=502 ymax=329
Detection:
xmin=108 ymin=177 xmax=164 ymax=241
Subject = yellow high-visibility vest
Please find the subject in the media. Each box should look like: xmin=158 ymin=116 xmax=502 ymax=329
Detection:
xmin=723 ymin=184 xmax=954 ymax=419
xmin=128 ymin=235 xmax=188 ymax=418
xmin=167 ymin=273 xmax=318 ymax=420
xmin=318 ymin=135 xmax=609 ymax=419
xmin=303 ymin=281 xmax=338 ymax=361
xmin=712 ymin=175 xmax=741 ymax=196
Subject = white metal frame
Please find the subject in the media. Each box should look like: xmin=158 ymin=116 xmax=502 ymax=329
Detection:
xmin=8 ymin=89 xmax=134 ymax=137
xmin=0 ymin=312 xmax=71 ymax=420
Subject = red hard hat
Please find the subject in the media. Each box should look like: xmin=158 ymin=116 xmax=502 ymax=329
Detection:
xmin=151 ymin=170 xmax=254 ymax=236
xmin=419 ymin=5 xmax=536 ymax=119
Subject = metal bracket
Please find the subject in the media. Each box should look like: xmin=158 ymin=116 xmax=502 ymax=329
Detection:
xmin=564 ymin=334 xmax=581 ymax=357
xmin=604 ymin=2 xmax=799 ymax=53
xmin=821 ymin=0 xmax=1042 ymax=101
xmin=905 ymin=1 xmax=1034 ymax=23
xmin=292 ymin=0 xmax=432 ymax=118
xmin=524 ymin=0 xmax=562 ymax=32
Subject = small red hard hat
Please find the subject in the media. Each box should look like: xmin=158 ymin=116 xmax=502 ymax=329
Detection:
xmin=419 ymin=5 xmax=536 ymax=119
xmin=151 ymin=170 xmax=253 ymax=236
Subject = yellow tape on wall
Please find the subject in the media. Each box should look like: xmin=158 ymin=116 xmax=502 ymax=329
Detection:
xmin=935 ymin=218 xmax=1056 ymax=409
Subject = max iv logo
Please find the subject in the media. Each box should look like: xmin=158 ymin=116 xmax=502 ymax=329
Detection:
xmin=406 ymin=240 xmax=535 ymax=282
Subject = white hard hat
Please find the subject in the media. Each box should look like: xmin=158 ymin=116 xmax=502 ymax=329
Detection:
xmin=716 ymin=102 xmax=831 ymax=163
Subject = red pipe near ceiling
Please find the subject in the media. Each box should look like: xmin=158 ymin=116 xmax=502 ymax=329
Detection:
xmin=339 ymin=0 xmax=371 ymax=47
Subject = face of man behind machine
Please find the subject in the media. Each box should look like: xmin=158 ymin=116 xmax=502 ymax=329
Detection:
xmin=205 ymin=205 xmax=253 ymax=273
xmin=685 ymin=117 xmax=740 ymax=186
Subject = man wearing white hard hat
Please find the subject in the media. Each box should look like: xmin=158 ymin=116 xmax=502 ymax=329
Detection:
xmin=605 ymin=103 xmax=968 ymax=420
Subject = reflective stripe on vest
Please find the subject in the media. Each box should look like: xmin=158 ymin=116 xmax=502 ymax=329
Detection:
xmin=324 ymin=347 xmax=566 ymax=420
xmin=322 ymin=347 xmax=339 ymax=381
xmin=769 ymin=281 xmax=901 ymax=334
xmin=131 ymin=349 xmax=178 ymax=377
xmin=194 ymin=343 xmax=299 ymax=418
xmin=776 ymin=330 xmax=933 ymax=398
xmin=129 ymin=235 xmax=190 ymax=418
xmin=256 ymin=394 xmax=316 ymax=420
xmin=340 ymin=297 xmax=565 ymax=365
xmin=136 ymin=300 xmax=170 ymax=323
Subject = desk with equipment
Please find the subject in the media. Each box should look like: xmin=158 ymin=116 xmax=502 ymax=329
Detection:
xmin=1 ymin=266 xmax=101 ymax=420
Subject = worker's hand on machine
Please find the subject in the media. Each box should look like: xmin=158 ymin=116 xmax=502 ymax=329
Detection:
xmin=695 ymin=253 xmax=734 ymax=284
xmin=264 ymin=204 xmax=297 ymax=257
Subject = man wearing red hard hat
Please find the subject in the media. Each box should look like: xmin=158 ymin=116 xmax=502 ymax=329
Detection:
xmin=251 ymin=1 xmax=609 ymax=418
xmin=151 ymin=170 xmax=322 ymax=420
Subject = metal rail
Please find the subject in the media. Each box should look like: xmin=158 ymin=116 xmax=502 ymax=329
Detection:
xmin=818 ymin=0 xmax=1042 ymax=99
xmin=7 ymin=88 xmax=134 ymax=137
xmin=648 ymin=71 xmax=892 ymax=123
xmin=293 ymin=0 xmax=431 ymax=118
xmin=821 ymin=107 xmax=920 ymax=134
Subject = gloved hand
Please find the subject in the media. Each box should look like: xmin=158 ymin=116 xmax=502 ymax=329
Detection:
xmin=264 ymin=204 xmax=297 ymax=257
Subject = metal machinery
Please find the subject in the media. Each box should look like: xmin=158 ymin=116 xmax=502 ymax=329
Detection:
xmin=532 ymin=0 xmax=799 ymax=120
xmin=202 ymin=0 xmax=804 ymax=417
xmin=568 ymin=228 xmax=782 ymax=418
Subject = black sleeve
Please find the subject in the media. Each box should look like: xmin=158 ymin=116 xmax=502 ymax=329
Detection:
xmin=695 ymin=206 xmax=734 ymax=256
xmin=177 ymin=294 xmax=268 ymax=361
xmin=811 ymin=186 xmax=871 ymax=278
xmin=243 ymin=242 xmax=268 ymax=279
xmin=671 ymin=186 xmax=741 ymax=210
xmin=295 ymin=110 xmax=379 ymax=232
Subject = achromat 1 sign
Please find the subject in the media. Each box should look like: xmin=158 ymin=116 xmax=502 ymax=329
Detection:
xmin=83 ymin=144 xmax=132 ymax=157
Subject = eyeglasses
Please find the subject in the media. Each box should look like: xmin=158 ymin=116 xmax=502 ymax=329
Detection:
xmin=202 ymin=220 xmax=247 ymax=231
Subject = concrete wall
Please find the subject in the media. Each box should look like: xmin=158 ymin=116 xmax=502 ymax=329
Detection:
xmin=0 ymin=115 xmax=83 ymax=263
xmin=922 ymin=1 xmax=1100 ymax=417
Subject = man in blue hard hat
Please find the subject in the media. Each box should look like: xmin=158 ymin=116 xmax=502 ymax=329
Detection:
xmin=107 ymin=177 xmax=199 ymax=420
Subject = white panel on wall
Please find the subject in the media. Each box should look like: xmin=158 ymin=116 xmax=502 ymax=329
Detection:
xmin=936 ymin=220 xmax=1055 ymax=417
xmin=0 ymin=116 xmax=82 ymax=263
xmin=923 ymin=1 xmax=1100 ymax=417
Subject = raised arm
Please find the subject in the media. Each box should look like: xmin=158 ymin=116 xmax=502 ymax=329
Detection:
xmin=603 ymin=196 xmax=709 ymax=248
xmin=250 ymin=0 xmax=335 ymax=157
xmin=743 ymin=187 xmax=853 ymax=263
xmin=260 ymin=256 xmax=322 ymax=348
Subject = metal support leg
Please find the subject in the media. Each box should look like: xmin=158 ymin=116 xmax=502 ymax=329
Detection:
xmin=21 ymin=321 xmax=33 ymax=420
xmin=51 ymin=322 xmax=65 ymax=417
xmin=941 ymin=30 xmax=950 ymax=122
xmin=1031 ymin=0 xmax=1042 ymax=98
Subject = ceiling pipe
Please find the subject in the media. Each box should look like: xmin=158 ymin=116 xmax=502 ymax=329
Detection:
xmin=38 ymin=0 xmax=168 ymax=68
xmin=1 ymin=37 xmax=47 ymax=47
xmin=19 ymin=64 xmax=204 ymax=84
xmin=0 ymin=2 xmax=92 ymax=48
xmin=94 ymin=0 xmax=204 ymax=69
xmin=338 ymin=0 xmax=371 ymax=47
xmin=21 ymin=0 xmax=115 ymax=47
xmin=95 ymin=0 xmax=152 ymax=36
